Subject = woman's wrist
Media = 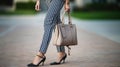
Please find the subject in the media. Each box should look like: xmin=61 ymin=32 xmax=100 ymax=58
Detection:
xmin=65 ymin=0 xmax=70 ymax=5
xmin=66 ymin=2 xmax=70 ymax=5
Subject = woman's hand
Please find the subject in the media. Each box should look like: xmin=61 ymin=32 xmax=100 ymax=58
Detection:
xmin=35 ymin=0 xmax=40 ymax=11
xmin=64 ymin=0 xmax=70 ymax=12
xmin=64 ymin=4 xmax=70 ymax=12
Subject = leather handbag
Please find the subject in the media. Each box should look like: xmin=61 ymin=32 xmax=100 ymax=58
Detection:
xmin=53 ymin=11 xmax=78 ymax=48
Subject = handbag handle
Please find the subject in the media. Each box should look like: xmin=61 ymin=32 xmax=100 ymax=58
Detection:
xmin=62 ymin=11 xmax=72 ymax=25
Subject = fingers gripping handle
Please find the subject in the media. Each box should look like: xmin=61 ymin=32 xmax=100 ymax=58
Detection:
xmin=62 ymin=11 xmax=72 ymax=25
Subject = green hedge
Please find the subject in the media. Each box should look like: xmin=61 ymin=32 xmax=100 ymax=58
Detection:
xmin=85 ymin=3 xmax=120 ymax=11
xmin=16 ymin=2 xmax=35 ymax=10
xmin=73 ymin=3 xmax=120 ymax=11
xmin=71 ymin=11 xmax=120 ymax=20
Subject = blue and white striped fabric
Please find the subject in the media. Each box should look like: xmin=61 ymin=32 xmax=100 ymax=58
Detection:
xmin=39 ymin=0 xmax=65 ymax=54
xmin=45 ymin=0 xmax=52 ymax=6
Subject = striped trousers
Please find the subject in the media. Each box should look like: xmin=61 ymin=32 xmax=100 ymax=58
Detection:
xmin=39 ymin=0 xmax=65 ymax=54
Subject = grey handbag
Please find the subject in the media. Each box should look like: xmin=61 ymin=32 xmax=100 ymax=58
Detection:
xmin=53 ymin=12 xmax=78 ymax=55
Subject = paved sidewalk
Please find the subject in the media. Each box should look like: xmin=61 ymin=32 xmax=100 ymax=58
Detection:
xmin=0 ymin=13 xmax=120 ymax=67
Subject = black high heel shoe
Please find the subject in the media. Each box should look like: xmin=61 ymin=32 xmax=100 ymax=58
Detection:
xmin=27 ymin=55 xmax=46 ymax=67
xmin=50 ymin=53 xmax=67 ymax=65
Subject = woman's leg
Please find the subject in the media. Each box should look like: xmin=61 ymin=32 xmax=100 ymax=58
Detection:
xmin=39 ymin=0 xmax=65 ymax=54
xmin=31 ymin=0 xmax=65 ymax=65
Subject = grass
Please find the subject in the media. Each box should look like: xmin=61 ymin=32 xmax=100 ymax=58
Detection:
xmin=1 ymin=10 xmax=120 ymax=20
xmin=71 ymin=11 xmax=120 ymax=20
xmin=0 ymin=9 xmax=37 ymax=15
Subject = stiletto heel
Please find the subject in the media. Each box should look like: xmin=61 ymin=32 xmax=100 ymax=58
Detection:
xmin=27 ymin=55 xmax=46 ymax=67
xmin=63 ymin=60 xmax=65 ymax=63
xmin=50 ymin=53 xmax=67 ymax=65
xmin=42 ymin=62 xmax=44 ymax=66
xmin=41 ymin=58 xmax=46 ymax=66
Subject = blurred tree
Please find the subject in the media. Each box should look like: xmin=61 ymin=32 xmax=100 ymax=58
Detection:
xmin=116 ymin=0 xmax=120 ymax=5
xmin=117 ymin=0 xmax=120 ymax=2
xmin=70 ymin=0 xmax=74 ymax=2
xmin=0 ymin=0 xmax=13 ymax=6
xmin=92 ymin=0 xmax=106 ymax=4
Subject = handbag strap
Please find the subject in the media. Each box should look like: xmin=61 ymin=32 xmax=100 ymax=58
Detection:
xmin=62 ymin=11 xmax=72 ymax=25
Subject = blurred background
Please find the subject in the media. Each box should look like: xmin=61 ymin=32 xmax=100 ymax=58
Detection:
xmin=0 ymin=0 xmax=120 ymax=67
xmin=0 ymin=0 xmax=120 ymax=19
xmin=0 ymin=0 xmax=120 ymax=41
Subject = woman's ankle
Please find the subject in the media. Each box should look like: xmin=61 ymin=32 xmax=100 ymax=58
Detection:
xmin=58 ymin=52 xmax=66 ymax=55
xmin=57 ymin=52 xmax=66 ymax=58
xmin=37 ymin=52 xmax=45 ymax=57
